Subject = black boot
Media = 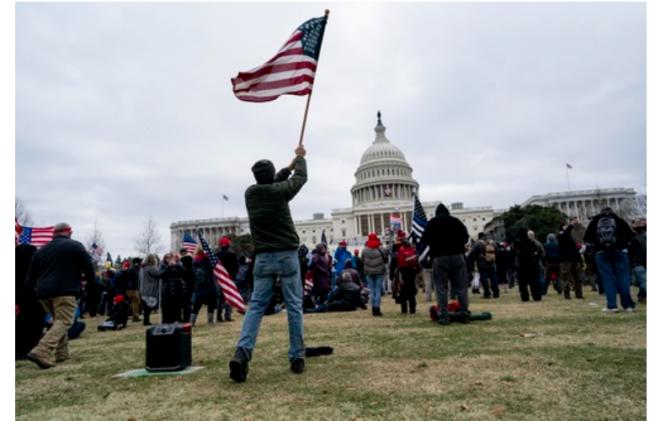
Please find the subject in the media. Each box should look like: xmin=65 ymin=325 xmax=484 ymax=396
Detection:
xmin=375 ymin=307 xmax=383 ymax=317
xmin=229 ymin=347 xmax=249 ymax=383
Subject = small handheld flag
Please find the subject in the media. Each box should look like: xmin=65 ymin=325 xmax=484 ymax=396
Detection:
xmin=198 ymin=234 xmax=246 ymax=314
xmin=182 ymin=232 xmax=199 ymax=255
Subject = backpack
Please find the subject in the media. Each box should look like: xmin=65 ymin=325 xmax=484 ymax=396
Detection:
xmin=397 ymin=246 xmax=418 ymax=269
xmin=596 ymin=215 xmax=618 ymax=249
xmin=485 ymin=244 xmax=496 ymax=263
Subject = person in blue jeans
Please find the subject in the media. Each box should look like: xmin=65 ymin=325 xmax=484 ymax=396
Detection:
xmin=584 ymin=207 xmax=637 ymax=312
xmin=229 ymin=146 xmax=308 ymax=383
xmin=361 ymin=233 xmax=388 ymax=317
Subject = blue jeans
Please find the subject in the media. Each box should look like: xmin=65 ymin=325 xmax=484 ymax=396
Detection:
xmin=236 ymin=251 xmax=304 ymax=362
xmin=594 ymin=250 xmax=634 ymax=309
xmin=633 ymin=265 xmax=646 ymax=299
xmin=366 ymin=274 xmax=383 ymax=308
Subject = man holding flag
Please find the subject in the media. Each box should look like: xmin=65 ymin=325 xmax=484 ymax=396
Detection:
xmin=229 ymin=145 xmax=308 ymax=383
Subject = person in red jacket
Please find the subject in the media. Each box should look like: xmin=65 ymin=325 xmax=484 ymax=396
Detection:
xmin=396 ymin=236 xmax=420 ymax=314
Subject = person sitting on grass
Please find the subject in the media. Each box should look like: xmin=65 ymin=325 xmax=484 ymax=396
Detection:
xmin=98 ymin=294 xmax=129 ymax=331
xmin=308 ymin=260 xmax=365 ymax=313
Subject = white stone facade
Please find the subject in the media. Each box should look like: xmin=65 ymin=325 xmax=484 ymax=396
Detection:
xmin=521 ymin=188 xmax=639 ymax=223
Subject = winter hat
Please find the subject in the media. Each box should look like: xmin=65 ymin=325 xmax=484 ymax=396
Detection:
xmin=298 ymin=244 xmax=309 ymax=258
xmin=435 ymin=203 xmax=450 ymax=217
xmin=121 ymin=261 xmax=130 ymax=270
xmin=219 ymin=236 xmax=232 ymax=248
xmin=397 ymin=230 xmax=406 ymax=240
xmin=113 ymin=294 xmax=125 ymax=305
xmin=353 ymin=249 xmax=359 ymax=256
xmin=338 ymin=240 xmax=347 ymax=247
xmin=194 ymin=249 xmax=206 ymax=263
xmin=251 ymin=160 xmax=276 ymax=184
xmin=366 ymin=232 xmax=381 ymax=249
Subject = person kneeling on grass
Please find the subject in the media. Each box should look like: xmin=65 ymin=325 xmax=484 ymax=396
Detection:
xmin=229 ymin=146 xmax=308 ymax=383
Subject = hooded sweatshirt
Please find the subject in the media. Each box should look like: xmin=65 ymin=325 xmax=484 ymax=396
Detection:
xmin=245 ymin=156 xmax=307 ymax=253
xmin=422 ymin=204 xmax=470 ymax=258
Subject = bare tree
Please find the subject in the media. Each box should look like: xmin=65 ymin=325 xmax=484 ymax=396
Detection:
xmin=15 ymin=197 xmax=34 ymax=226
xmin=134 ymin=217 xmax=163 ymax=256
xmin=619 ymin=197 xmax=644 ymax=222
xmin=636 ymin=194 xmax=647 ymax=217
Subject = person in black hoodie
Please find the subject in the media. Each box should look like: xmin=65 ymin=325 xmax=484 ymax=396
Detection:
xmin=513 ymin=227 xmax=543 ymax=302
xmin=179 ymin=248 xmax=195 ymax=323
xmin=216 ymin=237 xmax=239 ymax=322
xmin=558 ymin=218 xmax=584 ymax=299
xmin=159 ymin=253 xmax=186 ymax=323
xmin=422 ymin=204 xmax=471 ymax=325
xmin=24 ymin=223 xmax=95 ymax=369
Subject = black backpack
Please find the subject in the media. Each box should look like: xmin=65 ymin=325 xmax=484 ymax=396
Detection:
xmin=596 ymin=215 xmax=618 ymax=249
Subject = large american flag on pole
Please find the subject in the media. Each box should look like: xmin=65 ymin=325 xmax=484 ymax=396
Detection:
xmin=231 ymin=15 xmax=328 ymax=102
xmin=409 ymin=195 xmax=430 ymax=262
xmin=198 ymin=234 xmax=246 ymax=314
xmin=15 ymin=219 xmax=55 ymax=248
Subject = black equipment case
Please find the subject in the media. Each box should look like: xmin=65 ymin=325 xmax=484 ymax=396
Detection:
xmin=145 ymin=323 xmax=192 ymax=372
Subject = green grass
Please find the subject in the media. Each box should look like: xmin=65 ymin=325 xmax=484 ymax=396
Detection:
xmin=16 ymin=288 xmax=646 ymax=420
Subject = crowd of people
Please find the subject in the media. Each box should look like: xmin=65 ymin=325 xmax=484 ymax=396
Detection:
xmin=15 ymin=144 xmax=646 ymax=383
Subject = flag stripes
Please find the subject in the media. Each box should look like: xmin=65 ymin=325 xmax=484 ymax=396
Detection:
xmin=15 ymin=220 xmax=55 ymax=248
xmin=198 ymin=234 xmax=246 ymax=314
xmin=231 ymin=16 xmax=327 ymax=102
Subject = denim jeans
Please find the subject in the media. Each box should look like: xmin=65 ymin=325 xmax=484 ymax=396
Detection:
xmin=632 ymin=265 xmax=646 ymax=300
xmin=366 ymin=274 xmax=383 ymax=308
xmin=594 ymin=250 xmax=634 ymax=309
xmin=236 ymin=250 xmax=304 ymax=362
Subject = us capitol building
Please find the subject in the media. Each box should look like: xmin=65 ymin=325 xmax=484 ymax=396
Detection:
xmin=170 ymin=112 xmax=640 ymax=251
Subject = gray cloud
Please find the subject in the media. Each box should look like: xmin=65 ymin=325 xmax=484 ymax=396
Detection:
xmin=16 ymin=2 xmax=646 ymax=256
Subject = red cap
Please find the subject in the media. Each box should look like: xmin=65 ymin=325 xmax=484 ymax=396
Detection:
xmin=113 ymin=294 xmax=125 ymax=305
xmin=122 ymin=261 xmax=130 ymax=270
xmin=397 ymin=230 xmax=406 ymax=239
xmin=339 ymin=240 xmax=347 ymax=247
xmin=219 ymin=236 xmax=231 ymax=248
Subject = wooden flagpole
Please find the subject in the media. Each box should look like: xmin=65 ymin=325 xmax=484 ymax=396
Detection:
xmin=298 ymin=9 xmax=329 ymax=146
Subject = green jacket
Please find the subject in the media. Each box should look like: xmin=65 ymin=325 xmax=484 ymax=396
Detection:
xmin=245 ymin=156 xmax=307 ymax=254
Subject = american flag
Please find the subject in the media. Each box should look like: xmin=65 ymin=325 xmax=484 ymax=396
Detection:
xmin=15 ymin=220 xmax=55 ymax=248
xmin=182 ymin=232 xmax=198 ymax=255
xmin=304 ymin=270 xmax=314 ymax=296
xmin=231 ymin=14 xmax=328 ymax=102
xmin=198 ymin=234 xmax=246 ymax=314
xmin=410 ymin=195 xmax=430 ymax=261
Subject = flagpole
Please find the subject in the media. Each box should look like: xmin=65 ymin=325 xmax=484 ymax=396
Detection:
xmin=298 ymin=9 xmax=329 ymax=146
xmin=566 ymin=166 xmax=571 ymax=191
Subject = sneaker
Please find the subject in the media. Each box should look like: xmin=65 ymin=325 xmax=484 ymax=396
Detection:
xmin=26 ymin=352 xmax=54 ymax=369
xmin=229 ymin=348 xmax=249 ymax=383
xmin=601 ymin=307 xmax=620 ymax=313
xmin=290 ymin=358 xmax=305 ymax=374
xmin=625 ymin=307 xmax=635 ymax=313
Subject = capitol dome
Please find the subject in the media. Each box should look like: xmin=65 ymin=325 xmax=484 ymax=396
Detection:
xmin=351 ymin=112 xmax=419 ymax=206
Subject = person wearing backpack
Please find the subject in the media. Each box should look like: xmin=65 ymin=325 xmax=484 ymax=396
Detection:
xmin=584 ymin=207 xmax=637 ymax=312
xmin=396 ymin=238 xmax=420 ymax=314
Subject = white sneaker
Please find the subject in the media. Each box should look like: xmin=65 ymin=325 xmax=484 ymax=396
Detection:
xmin=601 ymin=307 xmax=620 ymax=313
xmin=625 ymin=307 xmax=635 ymax=313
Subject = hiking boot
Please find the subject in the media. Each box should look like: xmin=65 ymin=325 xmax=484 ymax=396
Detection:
xmin=229 ymin=348 xmax=249 ymax=383
xmin=290 ymin=358 xmax=305 ymax=374
xmin=26 ymin=352 xmax=54 ymax=369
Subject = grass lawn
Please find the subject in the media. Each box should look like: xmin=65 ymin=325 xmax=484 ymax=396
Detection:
xmin=16 ymin=288 xmax=646 ymax=420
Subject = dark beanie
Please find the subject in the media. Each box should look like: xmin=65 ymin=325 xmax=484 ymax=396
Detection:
xmin=435 ymin=203 xmax=450 ymax=217
xmin=251 ymin=160 xmax=276 ymax=184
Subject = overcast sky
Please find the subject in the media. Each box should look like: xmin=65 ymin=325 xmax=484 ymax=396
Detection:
xmin=15 ymin=2 xmax=646 ymax=257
